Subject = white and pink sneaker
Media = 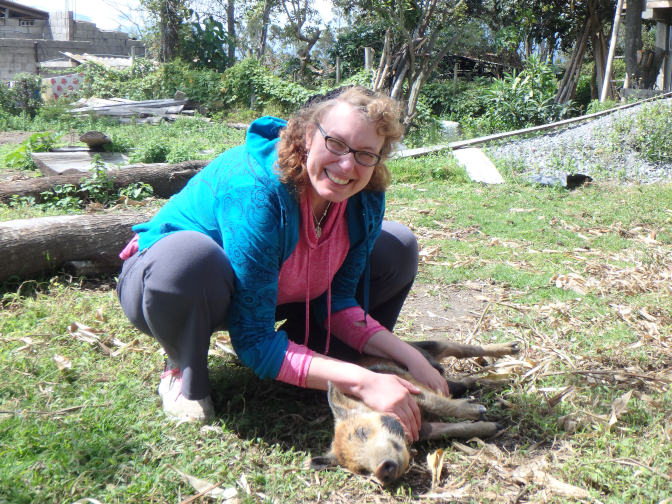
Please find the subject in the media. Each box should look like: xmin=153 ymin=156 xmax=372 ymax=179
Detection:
xmin=158 ymin=367 xmax=214 ymax=421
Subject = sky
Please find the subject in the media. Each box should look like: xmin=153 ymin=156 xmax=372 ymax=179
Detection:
xmin=23 ymin=0 xmax=141 ymax=31
xmin=21 ymin=0 xmax=334 ymax=32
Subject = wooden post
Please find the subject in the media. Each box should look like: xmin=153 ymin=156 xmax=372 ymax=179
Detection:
xmin=336 ymin=56 xmax=341 ymax=85
xmin=364 ymin=47 xmax=373 ymax=70
xmin=131 ymin=45 xmax=136 ymax=65
xmin=601 ymin=0 xmax=624 ymax=102
xmin=659 ymin=22 xmax=671 ymax=91
xmin=34 ymin=41 xmax=39 ymax=76
xmin=454 ymin=61 xmax=458 ymax=89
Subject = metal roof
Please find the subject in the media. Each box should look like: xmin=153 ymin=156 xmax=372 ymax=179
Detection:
xmin=62 ymin=52 xmax=134 ymax=69
xmin=0 ymin=0 xmax=49 ymax=19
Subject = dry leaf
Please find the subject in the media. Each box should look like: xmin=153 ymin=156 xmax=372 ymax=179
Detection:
xmin=548 ymin=385 xmax=577 ymax=408
xmin=426 ymin=448 xmax=444 ymax=488
xmin=533 ymin=471 xmax=590 ymax=499
xmin=423 ymin=486 xmax=473 ymax=499
xmin=53 ymin=355 xmax=72 ymax=370
xmin=633 ymin=392 xmax=664 ymax=410
xmin=170 ymin=466 xmax=237 ymax=500
xmin=238 ymin=474 xmax=251 ymax=495
xmin=467 ymin=437 xmax=503 ymax=460
xmin=95 ymin=309 xmax=105 ymax=322
xmin=72 ymin=499 xmax=103 ymax=504
xmin=609 ymin=390 xmax=633 ymax=428
xmin=452 ymin=442 xmax=480 ymax=456
xmin=513 ymin=459 xmax=589 ymax=499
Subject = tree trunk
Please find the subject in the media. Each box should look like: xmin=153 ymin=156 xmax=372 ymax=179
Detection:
xmin=227 ymin=0 xmax=236 ymax=65
xmin=0 ymin=160 xmax=210 ymax=204
xmin=257 ymin=0 xmax=273 ymax=58
xmin=625 ymin=0 xmax=644 ymax=82
xmin=160 ymin=0 xmax=182 ymax=62
xmin=0 ymin=212 xmax=148 ymax=282
xmin=640 ymin=47 xmax=667 ymax=88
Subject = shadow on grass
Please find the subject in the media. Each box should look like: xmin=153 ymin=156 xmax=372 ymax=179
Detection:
xmin=208 ymin=359 xmax=334 ymax=456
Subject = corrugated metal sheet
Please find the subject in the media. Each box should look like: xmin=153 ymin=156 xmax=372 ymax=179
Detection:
xmin=61 ymin=52 xmax=134 ymax=69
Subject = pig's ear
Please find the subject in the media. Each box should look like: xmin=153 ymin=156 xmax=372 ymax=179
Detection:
xmin=327 ymin=382 xmax=350 ymax=421
xmin=309 ymin=450 xmax=338 ymax=470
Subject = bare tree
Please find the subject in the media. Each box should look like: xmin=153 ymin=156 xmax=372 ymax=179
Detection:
xmin=366 ymin=0 xmax=465 ymax=134
xmin=280 ymin=0 xmax=322 ymax=75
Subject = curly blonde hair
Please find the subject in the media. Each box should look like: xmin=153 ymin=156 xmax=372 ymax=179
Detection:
xmin=276 ymin=86 xmax=403 ymax=199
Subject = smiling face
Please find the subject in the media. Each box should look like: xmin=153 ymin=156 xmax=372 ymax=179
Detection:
xmin=305 ymin=102 xmax=385 ymax=211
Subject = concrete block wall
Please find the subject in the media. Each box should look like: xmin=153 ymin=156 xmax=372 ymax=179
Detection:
xmin=0 ymin=38 xmax=94 ymax=81
xmin=0 ymin=10 xmax=145 ymax=81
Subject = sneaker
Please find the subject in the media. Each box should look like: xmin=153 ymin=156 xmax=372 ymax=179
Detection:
xmin=158 ymin=367 xmax=214 ymax=421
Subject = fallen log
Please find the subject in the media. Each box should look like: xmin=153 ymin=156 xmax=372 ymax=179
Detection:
xmin=0 ymin=212 xmax=148 ymax=282
xmin=0 ymin=160 xmax=210 ymax=204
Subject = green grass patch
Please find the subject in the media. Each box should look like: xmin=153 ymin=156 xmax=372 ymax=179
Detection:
xmin=2 ymin=128 xmax=672 ymax=502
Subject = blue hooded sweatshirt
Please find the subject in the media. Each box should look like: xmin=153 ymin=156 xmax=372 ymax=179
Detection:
xmin=132 ymin=116 xmax=385 ymax=380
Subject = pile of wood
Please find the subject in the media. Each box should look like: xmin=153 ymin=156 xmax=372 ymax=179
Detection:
xmin=69 ymin=91 xmax=209 ymax=124
xmin=556 ymin=0 xmax=614 ymax=104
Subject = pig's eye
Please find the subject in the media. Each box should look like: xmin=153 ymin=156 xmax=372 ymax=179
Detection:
xmin=355 ymin=426 xmax=370 ymax=441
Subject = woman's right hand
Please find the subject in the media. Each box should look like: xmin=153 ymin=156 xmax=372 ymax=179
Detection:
xmin=355 ymin=371 xmax=422 ymax=442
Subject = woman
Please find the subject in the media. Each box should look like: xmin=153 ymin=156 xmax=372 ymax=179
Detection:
xmin=117 ymin=86 xmax=448 ymax=442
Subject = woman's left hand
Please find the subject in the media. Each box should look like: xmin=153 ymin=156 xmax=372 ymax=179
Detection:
xmin=363 ymin=330 xmax=450 ymax=396
xmin=405 ymin=355 xmax=450 ymax=396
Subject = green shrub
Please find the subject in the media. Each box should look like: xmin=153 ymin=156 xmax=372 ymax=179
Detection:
xmin=0 ymin=74 xmax=44 ymax=117
xmin=5 ymin=131 xmax=65 ymax=170
xmin=611 ymin=100 xmax=672 ymax=163
xmin=220 ymin=58 xmax=319 ymax=114
xmin=129 ymin=138 xmax=171 ymax=164
xmin=181 ymin=14 xmax=233 ymax=73
xmin=482 ymin=55 xmax=576 ymax=130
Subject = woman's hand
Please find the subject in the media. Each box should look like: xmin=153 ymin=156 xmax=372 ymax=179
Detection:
xmin=355 ymin=371 xmax=422 ymax=442
xmin=363 ymin=330 xmax=450 ymax=396
xmin=404 ymin=355 xmax=450 ymax=397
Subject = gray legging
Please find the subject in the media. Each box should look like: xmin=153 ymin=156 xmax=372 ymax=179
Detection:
xmin=117 ymin=221 xmax=418 ymax=400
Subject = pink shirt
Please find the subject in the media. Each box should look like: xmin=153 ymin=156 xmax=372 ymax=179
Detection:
xmin=275 ymin=196 xmax=385 ymax=386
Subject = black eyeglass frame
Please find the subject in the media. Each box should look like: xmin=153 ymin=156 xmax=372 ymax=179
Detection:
xmin=316 ymin=122 xmax=382 ymax=167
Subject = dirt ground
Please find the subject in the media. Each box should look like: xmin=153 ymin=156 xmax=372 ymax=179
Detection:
xmin=399 ymin=282 xmax=492 ymax=339
xmin=0 ymin=131 xmax=38 ymax=184
xmin=0 ymin=130 xmax=31 ymax=146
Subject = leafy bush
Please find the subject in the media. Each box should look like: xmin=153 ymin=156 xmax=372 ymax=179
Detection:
xmin=220 ymin=57 xmax=319 ymax=114
xmin=129 ymin=138 xmax=171 ymax=164
xmin=422 ymin=80 xmax=488 ymax=119
xmin=118 ymin=182 xmax=153 ymax=200
xmin=328 ymin=20 xmax=390 ymax=79
xmin=182 ymin=15 xmax=233 ymax=72
xmin=0 ymin=74 xmax=43 ymax=117
xmin=482 ymin=55 xmax=576 ymax=130
xmin=80 ymin=155 xmax=115 ymax=204
xmin=611 ymin=100 xmax=672 ymax=164
xmin=39 ymin=184 xmax=81 ymax=212
xmin=5 ymin=131 xmax=65 ymax=170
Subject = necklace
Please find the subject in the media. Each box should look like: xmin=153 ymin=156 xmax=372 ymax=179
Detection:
xmin=311 ymin=201 xmax=331 ymax=238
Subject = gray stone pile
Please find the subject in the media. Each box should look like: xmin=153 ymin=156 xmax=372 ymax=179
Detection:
xmin=488 ymin=97 xmax=672 ymax=184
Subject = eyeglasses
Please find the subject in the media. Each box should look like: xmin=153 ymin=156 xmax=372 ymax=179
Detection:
xmin=316 ymin=122 xmax=382 ymax=167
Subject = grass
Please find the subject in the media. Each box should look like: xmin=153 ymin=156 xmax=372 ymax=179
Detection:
xmin=2 ymin=109 xmax=672 ymax=503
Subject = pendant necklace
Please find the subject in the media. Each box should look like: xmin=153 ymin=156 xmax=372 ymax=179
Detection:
xmin=312 ymin=201 xmax=331 ymax=238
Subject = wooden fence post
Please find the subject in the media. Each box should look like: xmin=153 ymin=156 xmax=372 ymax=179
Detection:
xmin=364 ymin=47 xmax=373 ymax=70
xmin=601 ymin=0 xmax=624 ymax=102
xmin=336 ymin=56 xmax=341 ymax=84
